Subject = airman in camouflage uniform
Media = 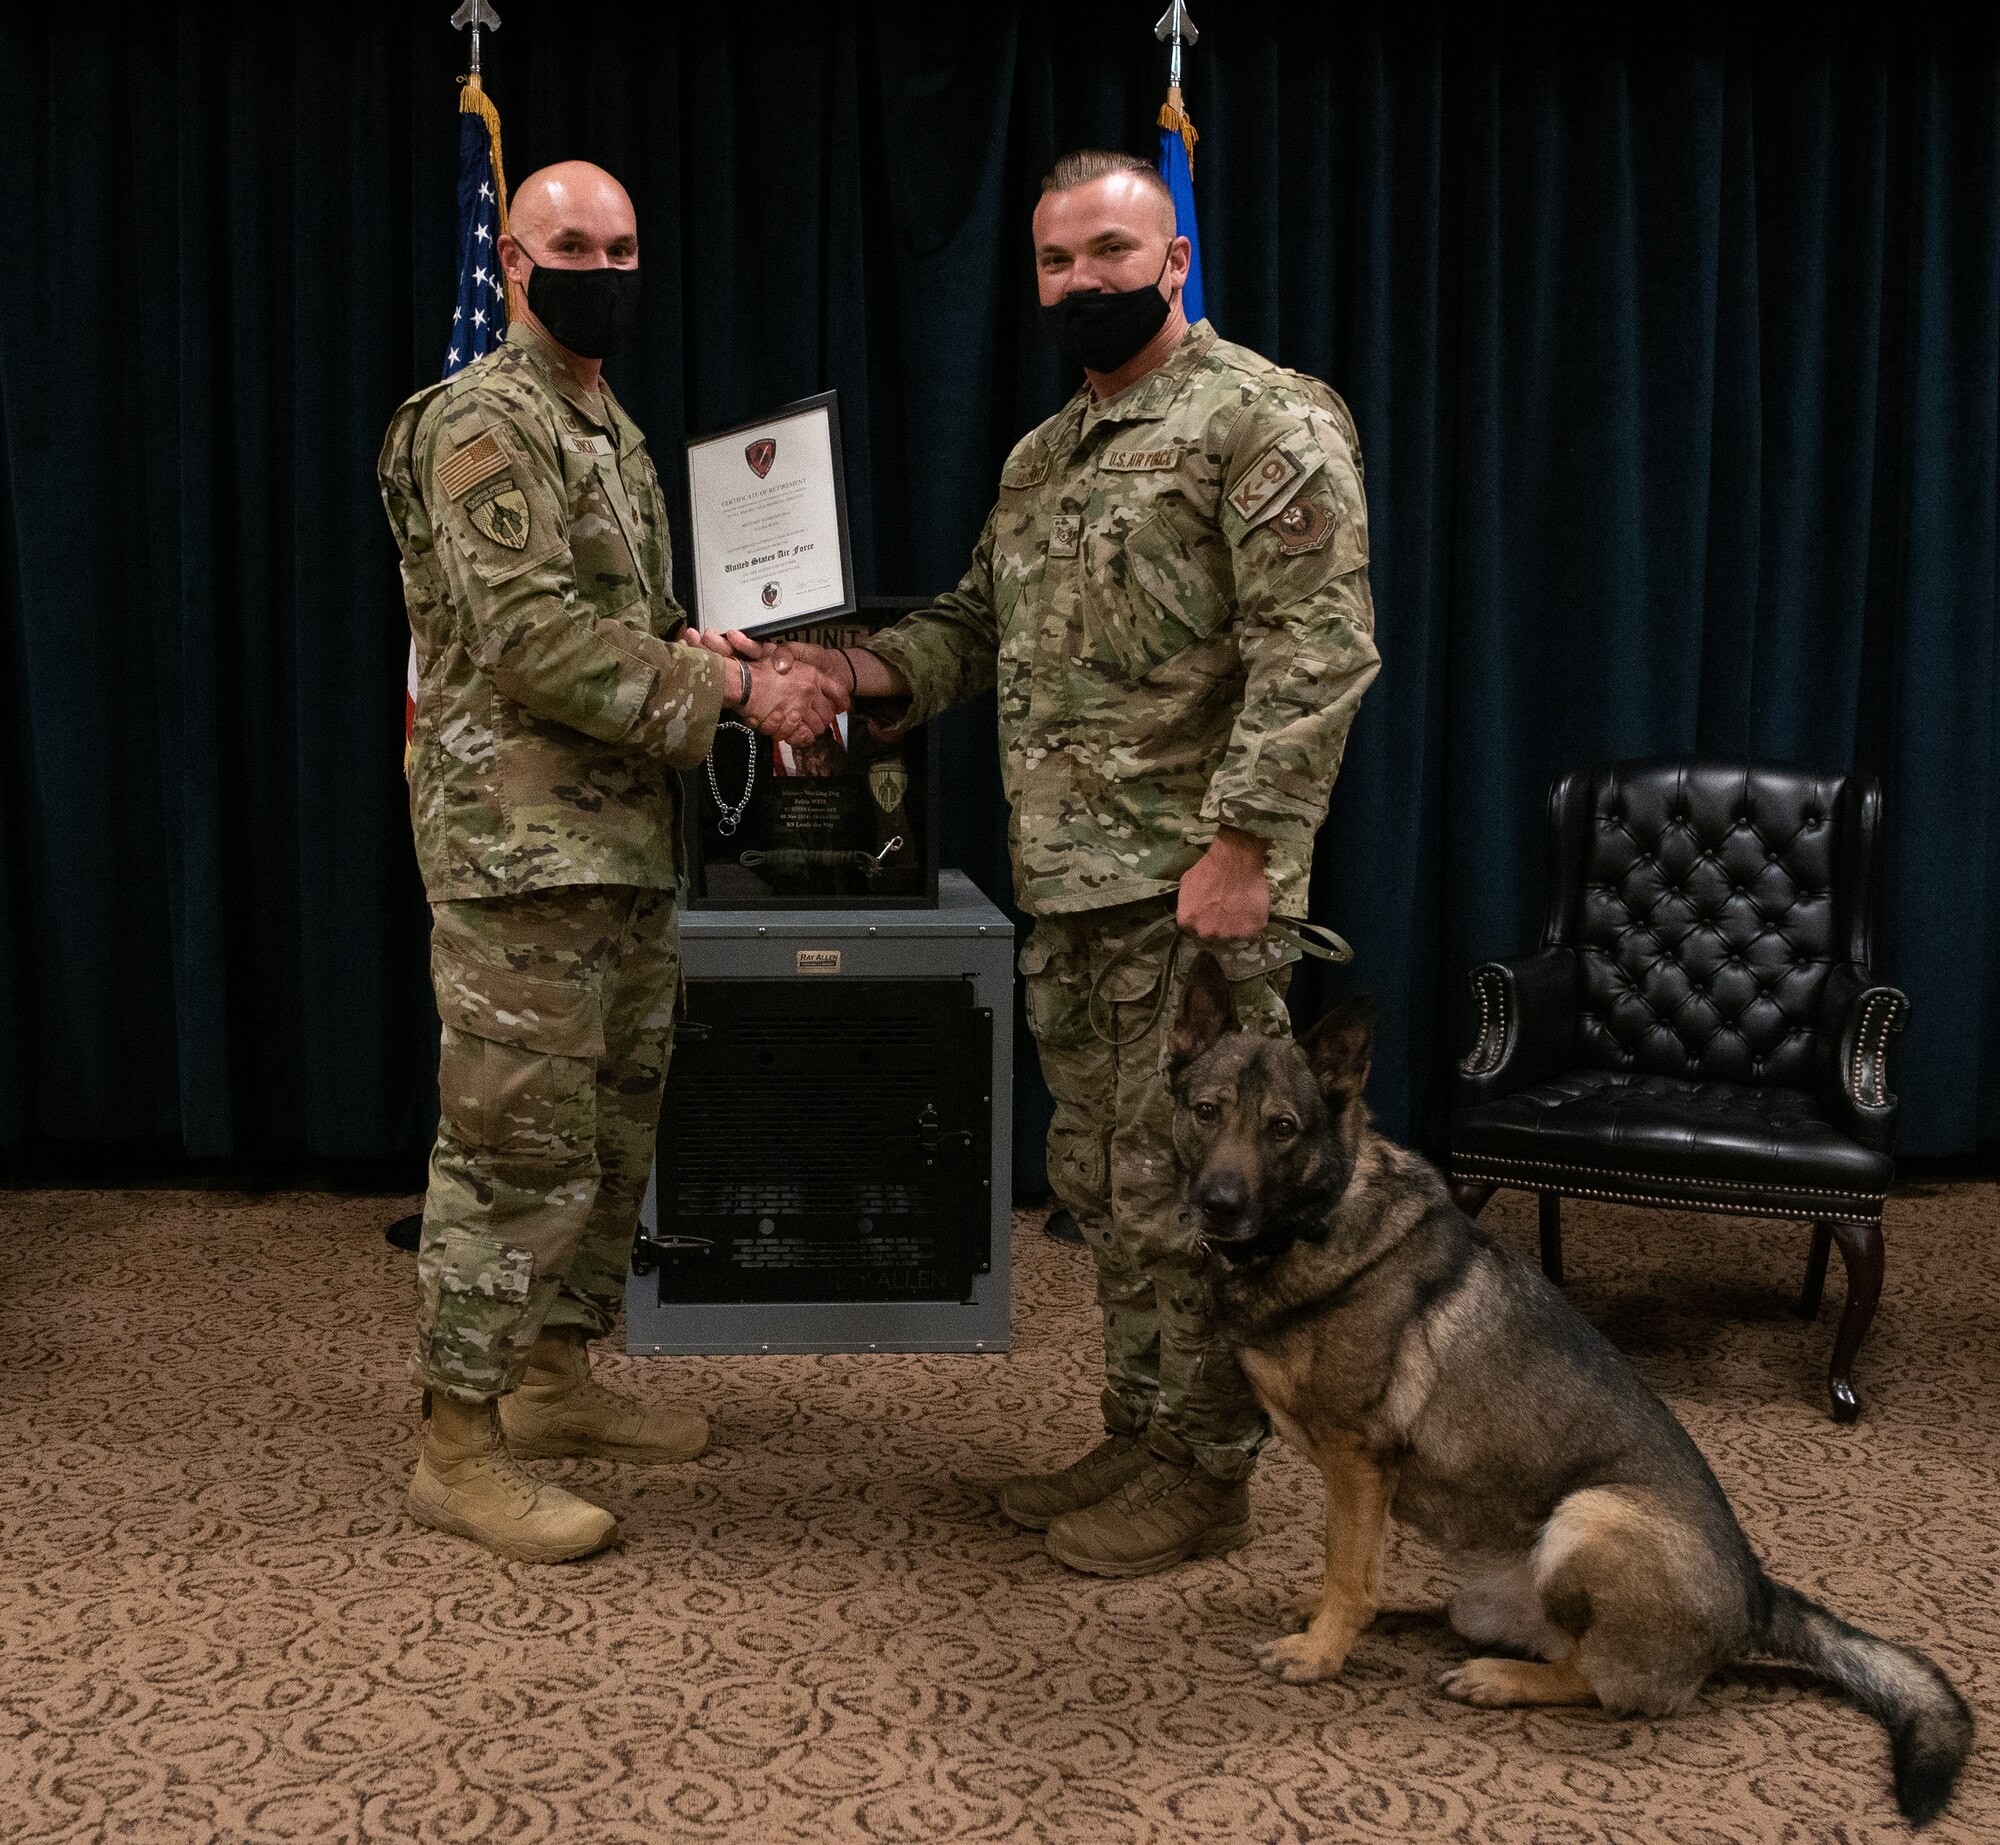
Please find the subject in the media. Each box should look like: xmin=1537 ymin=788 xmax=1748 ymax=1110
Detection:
xmin=749 ymin=154 xmax=1380 ymax=1577
xmin=377 ymin=161 xmax=843 ymax=1562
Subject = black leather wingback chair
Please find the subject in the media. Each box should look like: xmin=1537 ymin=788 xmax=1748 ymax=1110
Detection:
xmin=1449 ymin=760 xmax=1910 ymax=1421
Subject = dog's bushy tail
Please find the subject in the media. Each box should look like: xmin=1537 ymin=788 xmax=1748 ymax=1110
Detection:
xmin=1760 ymin=1580 xmax=1973 ymax=1826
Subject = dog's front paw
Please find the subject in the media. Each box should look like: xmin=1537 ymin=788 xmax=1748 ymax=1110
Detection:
xmin=1438 ymin=1659 xmax=1513 ymax=1706
xmin=1278 ymin=1595 xmax=1321 ymax=1635
xmin=1254 ymin=1630 xmax=1349 ymax=1684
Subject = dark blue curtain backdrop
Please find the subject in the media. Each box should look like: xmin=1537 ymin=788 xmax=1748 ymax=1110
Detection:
xmin=2 ymin=5 xmax=1996 ymax=1170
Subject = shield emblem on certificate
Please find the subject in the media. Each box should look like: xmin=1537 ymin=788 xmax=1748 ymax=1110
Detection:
xmin=467 ymin=482 xmax=530 ymax=550
xmin=869 ymin=756 xmax=909 ymax=814
xmin=745 ymin=437 xmax=777 ymax=479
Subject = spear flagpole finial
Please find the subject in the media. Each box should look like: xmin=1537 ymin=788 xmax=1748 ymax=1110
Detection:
xmin=451 ymin=0 xmax=502 ymax=83
xmin=1154 ymin=2 xmax=1198 ymax=94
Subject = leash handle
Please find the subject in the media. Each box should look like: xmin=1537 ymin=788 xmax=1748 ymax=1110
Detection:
xmin=1259 ymin=915 xmax=1355 ymax=967
xmin=1082 ymin=911 xmax=1356 ymax=1048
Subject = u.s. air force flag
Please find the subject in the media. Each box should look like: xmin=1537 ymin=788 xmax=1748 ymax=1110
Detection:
xmin=1156 ymin=6 xmax=1206 ymax=326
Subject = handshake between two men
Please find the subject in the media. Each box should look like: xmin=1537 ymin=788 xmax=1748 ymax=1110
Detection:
xmin=685 ymin=624 xmax=1278 ymax=946
xmin=679 ymin=625 xmax=856 ymax=750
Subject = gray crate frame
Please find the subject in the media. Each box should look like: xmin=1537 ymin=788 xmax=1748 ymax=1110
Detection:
xmin=626 ymin=871 xmax=1014 ymax=1355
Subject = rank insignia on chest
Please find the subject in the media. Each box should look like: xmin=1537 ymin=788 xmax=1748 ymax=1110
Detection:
xmin=1048 ymin=513 xmax=1082 ymax=558
xmin=466 ymin=478 xmax=531 ymax=550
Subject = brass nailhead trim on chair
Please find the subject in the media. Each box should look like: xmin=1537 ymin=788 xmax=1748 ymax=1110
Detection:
xmin=1448 ymin=1167 xmax=1886 ymax=1222
xmin=1461 ymin=968 xmax=1505 ymax=1076
xmin=1851 ymin=989 xmax=1900 ymax=1109
xmin=1449 ymin=1150 xmax=1888 ymax=1205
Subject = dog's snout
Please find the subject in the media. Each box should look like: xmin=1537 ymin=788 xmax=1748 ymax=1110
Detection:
xmin=1198 ymin=1170 xmax=1250 ymax=1225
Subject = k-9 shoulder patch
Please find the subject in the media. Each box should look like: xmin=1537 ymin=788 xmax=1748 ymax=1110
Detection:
xmin=1226 ymin=443 xmax=1302 ymax=525
xmin=465 ymin=476 xmax=531 ymax=550
xmin=436 ymin=430 xmax=509 ymax=500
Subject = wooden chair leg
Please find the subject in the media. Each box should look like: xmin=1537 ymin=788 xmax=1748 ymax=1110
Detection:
xmin=1825 ymin=1217 xmax=1885 ymax=1424
xmin=1538 ymin=1191 xmax=1564 ymax=1287
xmin=1449 ymin=1180 xmax=1497 ymax=1220
xmin=1800 ymin=1220 xmax=1833 ymax=1320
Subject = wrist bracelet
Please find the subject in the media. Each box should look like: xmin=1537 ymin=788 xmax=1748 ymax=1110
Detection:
xmin=837 ymin=649 xmax=860 ymax=695
xmin=737 ymin=658 xmax=753 ymax=707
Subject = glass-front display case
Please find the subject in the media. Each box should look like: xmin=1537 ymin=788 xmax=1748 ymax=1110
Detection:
xmin=684 ymin=600 xmax=939 ymax=910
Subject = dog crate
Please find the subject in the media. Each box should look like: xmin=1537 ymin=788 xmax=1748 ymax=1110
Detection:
xmin=626 ymin=871 xmax=1013 ymax=1353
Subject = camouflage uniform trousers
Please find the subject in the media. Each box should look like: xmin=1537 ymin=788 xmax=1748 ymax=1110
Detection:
xmin=1022 ymin=893 xmax=1293 ymax=1483
xmin=417 ymin=884 xmax=680 ymax=1402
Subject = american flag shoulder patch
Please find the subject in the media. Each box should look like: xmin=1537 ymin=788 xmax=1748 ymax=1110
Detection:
xmin=435 ymin=430 xmax=508 ymax=501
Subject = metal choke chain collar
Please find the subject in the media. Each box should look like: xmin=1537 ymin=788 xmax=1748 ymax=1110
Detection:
xmin=705 ymin=721 xmax=757 ymax=836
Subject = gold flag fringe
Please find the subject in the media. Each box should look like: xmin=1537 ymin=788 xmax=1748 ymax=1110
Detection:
xmin=1159 ymin=85 xmax=1198 ymax=172
xmin=459 ymin=74 xmax=509 ymax=233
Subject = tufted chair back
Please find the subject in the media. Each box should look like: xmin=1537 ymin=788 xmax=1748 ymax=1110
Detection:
xmin=1543 ymin=761 xmax=1881 ymax=1088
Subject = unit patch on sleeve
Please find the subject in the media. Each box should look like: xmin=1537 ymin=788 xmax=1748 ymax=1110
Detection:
xmin=436 ymin=430 xmax=509 ymax=501
xmin=465 ymin=477 xmax=531 ymax=550
xmin=1226 ymin=443 xmax=1303 ymax=525
xmin=1272 ymin=494 xmax=1333 ymax=554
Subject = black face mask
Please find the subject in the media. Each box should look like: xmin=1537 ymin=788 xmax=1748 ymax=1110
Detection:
xmin=525 ymin=261 xmax=642 ymax=360
xmin=1042 ymin=248 xmax=1173 ymax=373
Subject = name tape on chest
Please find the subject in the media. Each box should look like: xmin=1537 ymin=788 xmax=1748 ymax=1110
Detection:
xmin=1226 ymin=443 xmax=1303 ymax=526
xmin=1099 ymin=442 xmax=1181 ymax=472
xmin=563 ymin=431 xmax=615 ymax=459
xmin=436 ymin=431 xmax=509 ymax=501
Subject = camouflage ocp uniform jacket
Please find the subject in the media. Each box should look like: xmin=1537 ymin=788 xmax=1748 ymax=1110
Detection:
xmin=863 ymin=319 xmax=1380 ymax=919
xmin=378 ymin=321 xmax=728 ymax=902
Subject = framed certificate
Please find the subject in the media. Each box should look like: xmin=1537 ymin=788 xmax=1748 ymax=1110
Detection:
xmin=684 ymin=391 xmax=857 ymax=636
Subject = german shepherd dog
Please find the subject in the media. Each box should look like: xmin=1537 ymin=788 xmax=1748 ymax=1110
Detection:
xmin=1167 ymin=953 xmax=1972 ymax=1827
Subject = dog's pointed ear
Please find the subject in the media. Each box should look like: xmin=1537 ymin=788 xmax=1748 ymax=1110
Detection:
xmin=1171 ymin=951 xmax=1238 ymax=1068
xmin=1301 ymin=993 xmax=1375 ymax=1104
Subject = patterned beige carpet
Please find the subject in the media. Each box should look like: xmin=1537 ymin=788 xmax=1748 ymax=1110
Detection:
xmin=1 ymin=1178 xmax=1996 ymax=1843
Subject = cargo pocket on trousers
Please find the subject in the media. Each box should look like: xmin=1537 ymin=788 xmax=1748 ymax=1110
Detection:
xmin=1021 ymin=929 xmax=1092 ymax=1053
xmin=433 ymin=961 xmax=605 ymax=1162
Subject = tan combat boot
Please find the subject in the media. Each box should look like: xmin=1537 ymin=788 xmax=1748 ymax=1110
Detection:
xmin=499 ymin=1325 xmax=709 ymax=1464
xmin=409 ymin=1393 xmax=619 ymax=1563
xmin=996 ymin=1398 xmax=1152 ymax=1531
xmin=1043 ymin=1438 xmax=1250 ymax=1578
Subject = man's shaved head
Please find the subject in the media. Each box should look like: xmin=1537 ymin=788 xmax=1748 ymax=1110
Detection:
xmin=508 ymin=161 xmax=637 ymax=256
xmin=496 ymin=160 xmax=640 ymax=374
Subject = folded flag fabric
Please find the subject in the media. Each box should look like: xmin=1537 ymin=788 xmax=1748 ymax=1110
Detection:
xmin=1158 ymin=87 xmax=1205 ymax=328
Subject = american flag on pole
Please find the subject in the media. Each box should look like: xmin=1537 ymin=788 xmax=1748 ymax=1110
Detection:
xmin=408 ymin=66 xmax=510 ymax=751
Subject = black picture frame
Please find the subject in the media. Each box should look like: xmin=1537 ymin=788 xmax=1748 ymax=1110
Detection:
xmin=683 ymin=389 xmax=858 ymax=639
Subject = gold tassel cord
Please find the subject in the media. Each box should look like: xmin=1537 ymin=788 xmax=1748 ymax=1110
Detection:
xmin=459 ymin=74 xmax=509 ymax=235
xmin=1159 ymin=84 xmax=1198 ymax=172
